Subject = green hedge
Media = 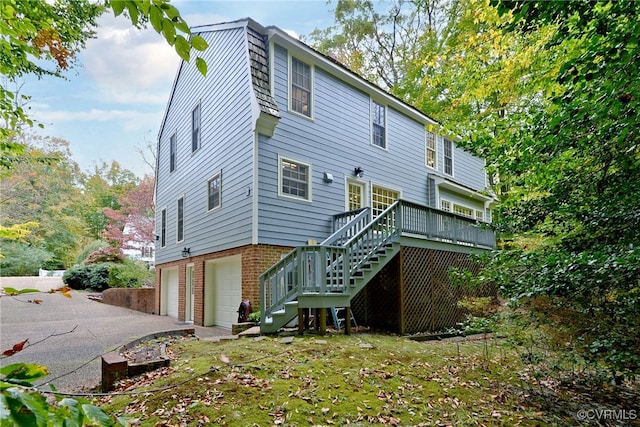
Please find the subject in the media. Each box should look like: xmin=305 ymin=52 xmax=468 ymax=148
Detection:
xmin=63 ymin=260 xmax=153 ymax=291
xmin=63 ymin=263 xmax=111 ymax=291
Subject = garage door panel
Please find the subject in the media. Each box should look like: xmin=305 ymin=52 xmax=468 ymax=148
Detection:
xmin=205 ymin=256 xmax=242 ymax=329
xmin=162 ymin=268 xmax=179 ymax=318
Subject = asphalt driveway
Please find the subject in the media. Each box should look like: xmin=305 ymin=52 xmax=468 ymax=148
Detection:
xmin=0 ymin=277 xmax=231 ymax=392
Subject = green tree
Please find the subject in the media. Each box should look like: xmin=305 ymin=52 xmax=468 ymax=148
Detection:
xmin=308 ymin=0 xmax=564 ymax=191
xmin=80 ymin=161 xmax=138 ymax=239
xmin=483 ymin=0 xmax=640 ymax=378
xmin=0 ymin=136 xmax=86 ymax=269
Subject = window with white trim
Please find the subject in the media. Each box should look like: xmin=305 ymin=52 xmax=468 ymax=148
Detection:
xmin=475 ymin=210 xmax=484 ymax=222
xmin=160 ymin=208 xmax=166 ymax=247
xmin=280 ymin=157 xmax=310 ymax=201
xmin=290 ymin=57 xmax=312 ymax=117
xmin=441 ymin=200 xmax=451 ymax=212
xmin=454 ymin=204 xmax=474 ymax=218
xmin=192 ymin=103 xmax=201 ymax=152
xmin=208 ymin=172 xmax=221 ymax=211
xmin=177 ymin=196 xmax=184 ymax=242
xmin=372 ymin=101 xmax=386 ymax=149
xmin=443 ymin=138 xmax=453 ymax=176
xmin=169 ymin=133 xmax=177 ymax=172
xmin=372 ymin=185 xmax=398 ymax=218
xmin=348 ymin=181 xmax=364 ymax=211
xmin=426 ymin=131 xmax=436 ymax=168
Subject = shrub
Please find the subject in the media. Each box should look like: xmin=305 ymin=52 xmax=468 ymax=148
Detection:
xmin=62 ymin=263 xmax=111 ymax=291
xmin=83 ymin=246 xmax=124 ymax=265
xmin=75 ymin=240 xmax=108 ymax=265
xmin=108 ymin=260 xmax=152 ymax=288
xmin=248 ymin=311 xmax=261 ymax=323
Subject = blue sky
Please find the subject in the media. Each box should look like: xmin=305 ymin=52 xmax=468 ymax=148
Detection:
xmin=25 ymin=0 xmax=335 ymax=177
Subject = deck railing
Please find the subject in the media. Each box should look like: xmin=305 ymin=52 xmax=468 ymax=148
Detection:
xmin=260 ymin=200 xmax=495 ymax=323
xmin=399 ymin=200 xmax=495 ymax=248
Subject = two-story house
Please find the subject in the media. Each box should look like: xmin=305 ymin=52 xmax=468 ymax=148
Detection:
xmin=154 ymin=18 xmax=495 ymax=333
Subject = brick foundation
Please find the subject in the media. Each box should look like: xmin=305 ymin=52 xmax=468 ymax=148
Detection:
xmin=155 ymin=244 xmax=293 ymax=326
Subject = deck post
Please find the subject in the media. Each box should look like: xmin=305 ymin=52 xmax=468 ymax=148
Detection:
xmin=298 ymin=308 xmax=304 ymax=335
xmin=319 ymin=308 xmax=327 ymax=335
xmin=344 ymin=306 xmax=352 ymax=335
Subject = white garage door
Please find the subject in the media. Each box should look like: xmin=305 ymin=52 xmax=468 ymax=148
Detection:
xmin=161 ymin=268 xmax=179 ymax=318
xmin=204 ymin=255 xmax=242 ymax=328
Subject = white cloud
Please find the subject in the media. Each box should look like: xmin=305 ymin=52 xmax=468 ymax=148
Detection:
xmin=33 ymin=108 xmax=163 ymax=132
xmin=82 ymin=14 xmax=178 ymax=105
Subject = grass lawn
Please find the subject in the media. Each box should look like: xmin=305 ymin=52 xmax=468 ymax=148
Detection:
xmin=96 ymin=329 xmax=639 ymax=426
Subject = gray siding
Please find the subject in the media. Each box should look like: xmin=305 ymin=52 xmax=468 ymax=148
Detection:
xmin=156 ymin=21 xmax=492 ymax=256
xmin=256 ymin=44 xmax=488 ymax=246
xmin=155 ymin=26 xmax=255 ymax=264
xmin=446 ymin=138 xmax=487 ymax=191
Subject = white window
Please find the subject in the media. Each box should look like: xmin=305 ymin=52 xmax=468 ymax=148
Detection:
xmin=192 ymin=103 xmax=201 ymax=152
xmin=279 ymin=156 xmax=311 ymax=201
xmin=347 ymin=180 xmax=366 ymax=211
xmin=443 ymin=138 xmax=453 ymax=176
xmin=441 ymin=200 xmax=451 ymax=212
xmin=208 ymin=172 xmax=221 ymax=211
xmin=454 ymin=204 xmax=474 ymax=218
xmin=372 ymin=101 xmax=386 ymax=149
xmin=372 ymin=185 xmax=399 ymax=218
xmin=290 ymin=57 xmax=312 ymax=117
xmin=160 ymin=208 xmax=167 ymax=247
xmin=476 ymin=210 xmax=484 ymax=222
xmin=169 ymin=133 xmax=177 ymax=172
xmin=176 ymin=196 xmax=184 ymax=242
xmin=426 ymin=131 xmax=436 ymax=169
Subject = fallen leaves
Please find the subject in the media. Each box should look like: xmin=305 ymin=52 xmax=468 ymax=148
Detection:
xmin=1 ymin=286 xmax=72 ymax=300
xmin=1 ymin=339 xmax=29 ymax=357
xmin=1 ymin=287 xmax=40 ymax=296
xmin=99 ymin=333 xmax=638 ymax=427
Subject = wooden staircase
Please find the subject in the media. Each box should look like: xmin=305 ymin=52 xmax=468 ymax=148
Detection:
xmin=259 ymin=200 xmax=495 ymax=334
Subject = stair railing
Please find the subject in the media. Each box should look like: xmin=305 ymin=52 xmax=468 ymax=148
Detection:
xmin=344 ymin=201 xmax=401 ymax=276
xmin=322 ymin=207 xmax=371 ymax=246
xmin=330 ymin=207 xmax=369 ymax=233
xmin=261 ymin=208 xmax=371 ymax=323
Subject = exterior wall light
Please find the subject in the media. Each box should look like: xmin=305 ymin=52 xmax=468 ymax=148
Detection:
xmin=181 ymin=247 xmax=191 ymax=258
xmin=354 ymin=167 xmax=364 ymax=178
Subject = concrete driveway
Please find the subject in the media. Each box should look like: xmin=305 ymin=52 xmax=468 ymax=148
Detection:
xmin=0 ymin=277 xmax=231 ymax=392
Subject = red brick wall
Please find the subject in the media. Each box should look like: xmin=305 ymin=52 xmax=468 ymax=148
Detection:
xmin=102 ymin=288 xmax=156 ymax=314
xmin=155 ymin=244 xmax=293 ymax=326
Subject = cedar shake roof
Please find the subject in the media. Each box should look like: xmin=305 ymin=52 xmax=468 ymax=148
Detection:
xmin=247 ymin=27 xmax=280 ymax=118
